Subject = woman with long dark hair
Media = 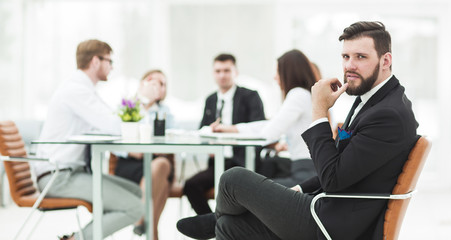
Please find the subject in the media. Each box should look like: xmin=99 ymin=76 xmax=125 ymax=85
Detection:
xmin=212 ymin=49 xmax=317 ymax=185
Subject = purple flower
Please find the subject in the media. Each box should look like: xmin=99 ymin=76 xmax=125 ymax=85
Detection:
xmin=118 ymin=97 xmax=143 ymax=122
xmin=128 ymin=100 xmax=135 ymax=109
xmin=121 ymin=98 xmax=137 ymax=109
xmin=123 ymin=99 xmax=131 ymax=109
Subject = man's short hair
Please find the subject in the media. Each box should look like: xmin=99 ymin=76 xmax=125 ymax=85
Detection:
xmin=214 ymin=53 xmax=236 ymax=65
xmin=339 ymin=21 xmax=391 ymax=58
xmin=76 ymin=39 xmax=113 ymax=70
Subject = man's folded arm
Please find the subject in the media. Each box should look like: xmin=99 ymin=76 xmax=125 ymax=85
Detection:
xmin=302 ymin=109 xmax=408 ymax=192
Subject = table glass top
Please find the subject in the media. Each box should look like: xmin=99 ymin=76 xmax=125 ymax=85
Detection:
xmin=32 ymin=132 xmax=270 ymax=147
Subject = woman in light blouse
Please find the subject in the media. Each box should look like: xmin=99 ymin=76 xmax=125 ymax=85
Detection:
xmin=212 ymin=49 xmax=317 ymax=186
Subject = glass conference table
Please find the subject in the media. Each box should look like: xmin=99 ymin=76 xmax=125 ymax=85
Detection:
xmin=33 ymin=133 xmax=269 ymax=240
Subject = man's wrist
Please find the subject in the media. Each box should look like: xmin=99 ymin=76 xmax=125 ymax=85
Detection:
xmin=308 ymin=117 xmax=329 ymax=129
xmin=312 ymin=107 xmax=328 ymax=121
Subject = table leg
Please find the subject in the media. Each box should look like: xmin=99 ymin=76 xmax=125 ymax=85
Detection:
xmin=214 ymin=147 xmax=224 ymax=198
xmin=91 ymin=146 xmax=103 ymax=240
xmin=245 ymin=146 xmax=255 ymax=171
xmin=143 ymin=153 xmax=153 ymax=240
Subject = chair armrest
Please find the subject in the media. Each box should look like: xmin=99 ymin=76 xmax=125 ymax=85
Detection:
xmin=0 ymin=155 xmax=49 ymax=162
xmin=320 ymin=191 xmax=414 ymax=200
xmin=310 ymin=191 xmax=415 ymax=240
xmin=1 ymin=155 xmax=63 ymax=212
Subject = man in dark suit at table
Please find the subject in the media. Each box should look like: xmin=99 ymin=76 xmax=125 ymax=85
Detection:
xmin=183 ymin=53 xmax=266 ymax=215
xmin=177 ymin=21 xmax=419 ymax=240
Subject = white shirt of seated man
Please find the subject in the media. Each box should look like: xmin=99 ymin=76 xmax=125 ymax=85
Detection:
xmin=33 ymin=54 xmax=121 ymax=176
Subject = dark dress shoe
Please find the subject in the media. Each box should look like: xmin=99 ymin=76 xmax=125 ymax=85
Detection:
xmin=58 ymin=233 xmax=74 ymax=240
xmin=133 ymin=223 xmax=146 ymax=236
xmin=176 ymin=213 xmax=216 ymax=239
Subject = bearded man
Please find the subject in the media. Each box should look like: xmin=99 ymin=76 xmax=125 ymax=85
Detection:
xmin=176 ymin=21 xmax=419 ymax=240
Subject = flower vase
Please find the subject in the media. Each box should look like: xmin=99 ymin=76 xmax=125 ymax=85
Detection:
xmin=121 ymin=122 xmax=140 ymax=142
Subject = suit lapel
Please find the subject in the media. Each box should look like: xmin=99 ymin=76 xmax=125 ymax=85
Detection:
xmin=336 ymin=76 xmax=400 ymax=150
xmin=232 ymin=87 xmax=242 ymax=124
xmin=349 ymin=76 xmax=400 ymax=129
xmin=207 ymin=94 xmax=218 ymax=123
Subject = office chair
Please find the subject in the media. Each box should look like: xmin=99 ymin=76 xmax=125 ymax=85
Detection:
xmin=0 ymin=120 xmax=92 ymax=240
xmin=310 ymin=136 xmax=431 ymax=240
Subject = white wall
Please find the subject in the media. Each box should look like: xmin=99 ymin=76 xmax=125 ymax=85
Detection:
xmin=0 ymin=0 xmax=450 ymax=186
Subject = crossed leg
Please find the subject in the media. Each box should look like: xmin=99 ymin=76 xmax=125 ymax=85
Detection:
xmin=215 ymin=167 xmax=317 ymax=240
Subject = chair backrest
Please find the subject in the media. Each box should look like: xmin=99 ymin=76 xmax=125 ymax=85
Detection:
xmin=15 ymin=119 xmax=44 ymax=155
xmin=1 ymin=120 xmax=93 ymax=212
xmin=0 ymin=121 xmax=40 ymax=206
xmin=109 ymin=153 xmax=118 ymax=175
xmin=383 ymin=136 xmax=431 ymax=240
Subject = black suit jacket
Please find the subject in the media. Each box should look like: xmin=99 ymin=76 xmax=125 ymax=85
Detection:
xmin=301 ymin=76 xmax=418 ymax=240
xmin=200 ymin=86 xmax=265 ymax=165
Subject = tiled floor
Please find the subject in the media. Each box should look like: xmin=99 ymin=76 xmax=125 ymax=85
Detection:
xmin=1 ymin=187 xmax=450 ymax=239
xmin=0 ymin=196 xmax=196 ymax=240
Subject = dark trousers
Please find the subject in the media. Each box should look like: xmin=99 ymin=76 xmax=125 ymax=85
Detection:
xmin=184 ymin=157 xmax=239 ymax=214
xmin=215 ymin=167 xmax=318 ymax=240
xmin=272 ymin=159 xmax=317 ymax=187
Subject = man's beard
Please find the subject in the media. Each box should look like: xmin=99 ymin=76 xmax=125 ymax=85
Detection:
xmin=344 ymin=64 xmax=379 ymax=96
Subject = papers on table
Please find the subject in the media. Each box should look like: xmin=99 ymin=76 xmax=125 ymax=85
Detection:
xmin=67 ymin=135 xmax=121 ymax=143
xmin=198 ymin=132 xmax=266 ymax=141
xmin=197 ymin=126 xmax=265 ymax=141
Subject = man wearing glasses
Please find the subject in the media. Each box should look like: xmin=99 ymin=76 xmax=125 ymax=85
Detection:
xmin=32 ymin=39 xmax=143 ymax=240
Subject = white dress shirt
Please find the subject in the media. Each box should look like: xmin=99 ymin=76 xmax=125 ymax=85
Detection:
xmin=217 ymin=85 xmax=237 ymax=158
xmin=217 ymin=85 xmax=236 ymax=126
xmin=32 ymin=70 xmax=121 ymax=176
xmin=236 ymin=87 xmax=312 ymax=160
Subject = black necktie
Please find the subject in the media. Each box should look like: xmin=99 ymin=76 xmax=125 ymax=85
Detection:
xmin=342 ymin=96 xmax=362 ymax=130
xmin=216 ymin=99 xmax=225 ymax=122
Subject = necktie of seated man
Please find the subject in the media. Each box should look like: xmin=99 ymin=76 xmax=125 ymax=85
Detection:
xmin=336 ymin=96 xmax=362 ymax=148
xmin=216 ymin=99 xmax=225 ymax=123
xmin=342 ymin=96 xmax=362 ymax=130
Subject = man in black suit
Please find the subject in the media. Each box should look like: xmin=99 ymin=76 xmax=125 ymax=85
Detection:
xmin=183 ymin=53 xmax=266 ymax=214
xmin=177 ymin=21 xmax=419 ymax=240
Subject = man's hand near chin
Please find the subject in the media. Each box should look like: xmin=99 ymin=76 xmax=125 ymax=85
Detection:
xmin=311 ymin=78 xmax=348 ymax=121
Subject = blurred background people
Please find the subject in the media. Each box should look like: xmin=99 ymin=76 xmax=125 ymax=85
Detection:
xmin=212 ymin=49 xmax=318 ymax=187
xmin=114 ymin=69 xmax=175 ymax=239
xmin=32 ymin=39 xmax=143 ymax=240
xmin=183 ymin=53 xmax=266 ymax=215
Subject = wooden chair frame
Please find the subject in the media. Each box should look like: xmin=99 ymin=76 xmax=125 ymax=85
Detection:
xmin=1 ymin=156 xmax=88 ymax=240
xmin=1 ymin=120 xmax=92 ymax=240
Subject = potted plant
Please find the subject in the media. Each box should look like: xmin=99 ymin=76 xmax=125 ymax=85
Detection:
xmin=118 ymin=98 xmax=143 ymax=142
